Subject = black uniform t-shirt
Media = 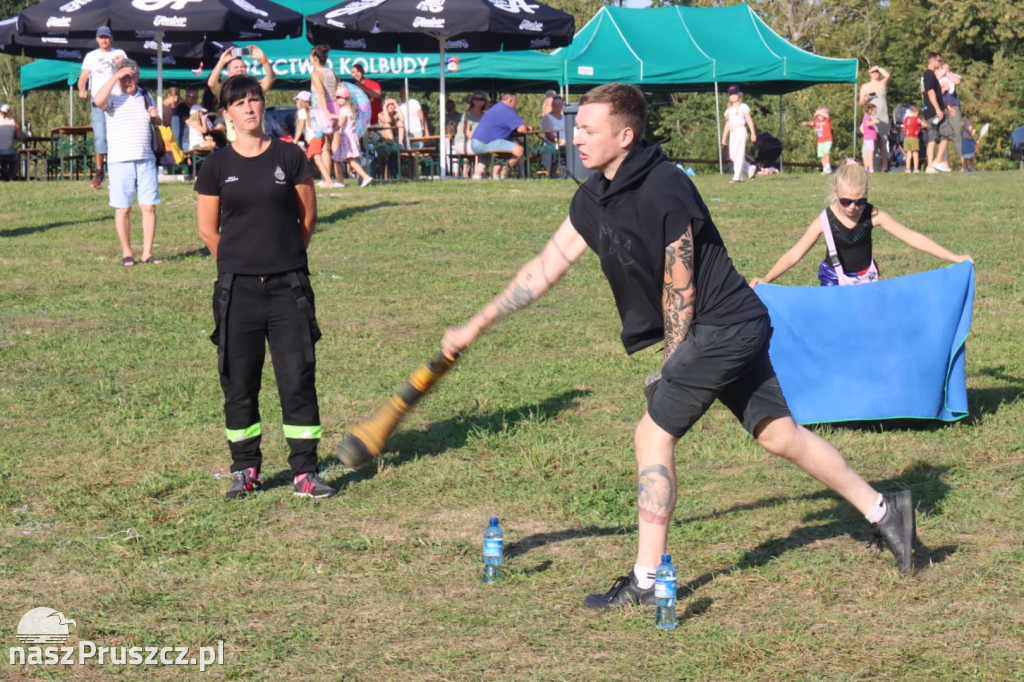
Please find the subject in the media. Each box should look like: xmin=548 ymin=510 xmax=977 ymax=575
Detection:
xmin=569 ymin=142 xmax=766 ymax=354
xmin=194 ymin=139 xmax=313 ymax=275
xmin=921 ymin=69 xmax=944 ymax=120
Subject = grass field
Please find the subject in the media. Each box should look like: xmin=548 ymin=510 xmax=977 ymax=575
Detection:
xmin=2 ymin=169 xmax=1023 ymax=680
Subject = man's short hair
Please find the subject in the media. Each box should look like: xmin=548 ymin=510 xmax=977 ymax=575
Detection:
xmin=579 ymin=83 xmax=646 ymax=139
xmin=219 ymin=75 xmax=264 ymax=110
xmin=112 ymin=57 xmax=139 ymax=76
xmin=926 ymin=51 xmax=941 ymax=62
xmin=501 ymin=91 xmax=517 ymax=102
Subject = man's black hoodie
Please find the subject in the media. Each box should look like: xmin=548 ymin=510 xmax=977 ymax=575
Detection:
xmin=569 ymin=141 xmax=766 ymax=354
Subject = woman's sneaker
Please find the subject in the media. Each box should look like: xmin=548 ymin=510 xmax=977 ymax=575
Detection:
xmin=294 ymin=472 xmax=337 ymax=498
xmin=225 ymin=467 xmax=261 ymax=500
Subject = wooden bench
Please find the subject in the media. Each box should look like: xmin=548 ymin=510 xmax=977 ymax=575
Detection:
xmin=477 ymin=150 xmax=517 ymax=179
xmin=185 ymin=147 xmax=212 ymax=178
xmin=449 ymin=152 xmax=476 ymax=178
xmin=16 ymin=148 xmax=48 ymax=181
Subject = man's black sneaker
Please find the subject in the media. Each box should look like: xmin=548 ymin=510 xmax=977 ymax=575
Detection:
xmin=583 ymin=571 xmax=657 ymax=610
xmin=871 ymin=490 xmax=916 ymax=574
xmin=293 ymin=472 xmax=337 ymax=499
xmin=225 ymin=467 xmax=260 ymax=500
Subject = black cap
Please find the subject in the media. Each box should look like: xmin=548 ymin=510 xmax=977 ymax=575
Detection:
xmin=727 ymin=85 xmax=741 ymax=95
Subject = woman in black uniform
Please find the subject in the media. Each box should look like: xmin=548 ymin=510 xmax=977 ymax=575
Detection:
xmin=196 ymin=75 xmax=335 ymax=500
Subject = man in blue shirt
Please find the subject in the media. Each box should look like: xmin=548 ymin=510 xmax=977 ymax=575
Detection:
xmin=470 ymin=92 xmax=531 ymax=179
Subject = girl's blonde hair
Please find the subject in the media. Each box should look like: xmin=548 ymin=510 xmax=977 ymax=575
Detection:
xmin=831 ymin=162 xmax=868 ymax=203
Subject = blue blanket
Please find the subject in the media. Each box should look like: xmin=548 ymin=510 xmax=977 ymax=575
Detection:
xmin=754 ymin=262 xmax=975 ymax=424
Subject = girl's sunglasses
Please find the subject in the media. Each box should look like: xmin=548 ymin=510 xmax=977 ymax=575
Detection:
xmin=838 ymin=197 xmax=867 ymax=208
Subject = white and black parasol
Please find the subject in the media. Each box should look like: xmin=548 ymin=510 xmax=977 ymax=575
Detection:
xmin=17 ymin=0 xmax=303 ymax=98
xmin=305 ymin=0 xmax=575 ymax=176
xmin=0 ymin=15 xmax=207 ymax=69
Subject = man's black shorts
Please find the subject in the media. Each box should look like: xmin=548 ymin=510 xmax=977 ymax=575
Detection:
xmin=644 ymin=315 xmax=791 ymax=438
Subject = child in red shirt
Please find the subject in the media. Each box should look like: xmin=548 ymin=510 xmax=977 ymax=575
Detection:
xmin=902 ymin=105 xmax=921 ymax=173
xmin=801 ymin=106 xmax=833 ymax=174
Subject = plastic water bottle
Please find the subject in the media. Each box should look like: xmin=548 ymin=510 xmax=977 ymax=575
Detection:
xmin=655 ymin=553 xmax=677 ymax=630
xmin=482 ymin=517 xmax=503 ymax=584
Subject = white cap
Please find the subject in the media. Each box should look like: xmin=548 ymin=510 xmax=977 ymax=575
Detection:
xmin=190 ymin=104 xmax=207 ymax=113
xmin=0 ymin=104 xmax=10 ymax=113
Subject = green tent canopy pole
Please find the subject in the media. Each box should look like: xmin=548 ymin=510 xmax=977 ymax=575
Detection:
xmin=852 ymin=81 xmax=858 ymax=160
xmin=714 ymin=82 xmax=722 ymax=174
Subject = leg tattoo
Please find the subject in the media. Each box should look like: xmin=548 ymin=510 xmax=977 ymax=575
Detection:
xmin=638 ymin=464 xmax=675 ymax=525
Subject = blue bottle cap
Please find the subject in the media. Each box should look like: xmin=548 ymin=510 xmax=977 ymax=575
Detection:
xmin=661 ymin=553 xmax=671 ymax=563
xmin=489 ymin=517 xmax=499 ymax=525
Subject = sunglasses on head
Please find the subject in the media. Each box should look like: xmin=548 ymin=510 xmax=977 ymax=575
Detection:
xmin=838 ymin=197 xmax=867 ymax=208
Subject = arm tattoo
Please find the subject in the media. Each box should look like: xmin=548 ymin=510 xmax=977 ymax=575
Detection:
xmin=638 ymin=464 xmax=675 ymax=525
xmin=494 ymin=279 xmax=536 ymax=317
xmin=663 ymin=229 xmax=696 ymax=359
xmin=552 ymin=239 xmax=573 ymax=266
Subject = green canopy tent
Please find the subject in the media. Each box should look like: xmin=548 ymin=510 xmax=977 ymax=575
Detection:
xmin=19 ymin=37 xmax=562 ymax=97
xmin=557 ymin=5 xmax=860 ymax=171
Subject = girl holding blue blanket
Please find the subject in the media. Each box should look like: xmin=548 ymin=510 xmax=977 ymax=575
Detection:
xmin=750 ymin=163 xmax=972 ymax=287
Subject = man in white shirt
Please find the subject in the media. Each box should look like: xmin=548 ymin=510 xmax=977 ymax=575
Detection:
xmin=78 ymin=26 xmax=127 ymax=189
xmin=399 ymin=85 xmax=429 ymax=148
xmin=540 ymin=95 xmax=566 ymax=178
xmin=93 ymin=58 xmax=162 ymax=267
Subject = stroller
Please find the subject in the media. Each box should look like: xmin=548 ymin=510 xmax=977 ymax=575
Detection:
xmin=747 ymin=131 xmax=782 ymax=174
xmin=889 ymin=103 xmax=913 ymax=169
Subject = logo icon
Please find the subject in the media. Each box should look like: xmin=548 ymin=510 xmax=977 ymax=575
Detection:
xmin=415 ymin=0 xmax=445 ymax=12
xmin=17 ymin=608 xmax=77 ymax=645
xmin=132 ymin=0 xmax=202 ymax=11
xmin=486 ymin=0 xmax=539 ymax=15
xmin=59 ymin=0 xmax=95 ymax=12
xmin=412 ymin=16 xmax=444 ymax=28
xmin=230 ymin=0 xmax=268 ymax=17
xmin=274 ymin=166 xmax=286 ymax=181
xmin=445 ymin=55 xmax=459 ymax=73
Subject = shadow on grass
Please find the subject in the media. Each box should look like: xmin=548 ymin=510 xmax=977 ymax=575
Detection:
xmin=505 ymin=526 xmax=630 ymax=559
xmin=966 ymin=365 xmax=1024 ymax=425
xmin=317 ymin=201 xmax=416 ymax=229
xmin=259 ymin=388 xmax=591 ymax=493
xmin=163 ymin=246 xmax=211 ymax=261
xmin=676 ymin=460 xmax=955 ymax=598
xmin=1 ymin=218 xmax=101 ymax=238
xmin=497 ymin=461 xmax=954 ymax=601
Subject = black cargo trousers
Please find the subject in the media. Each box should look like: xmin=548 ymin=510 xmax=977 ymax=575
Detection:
xmin=211 ymin=269 xmax=322 ymax=475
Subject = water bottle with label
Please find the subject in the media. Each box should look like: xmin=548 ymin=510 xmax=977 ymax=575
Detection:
xmin=655 ymin=553 xmax=677 ymax=630
xmin=482 ymin=517 xmax=503 ymax=584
